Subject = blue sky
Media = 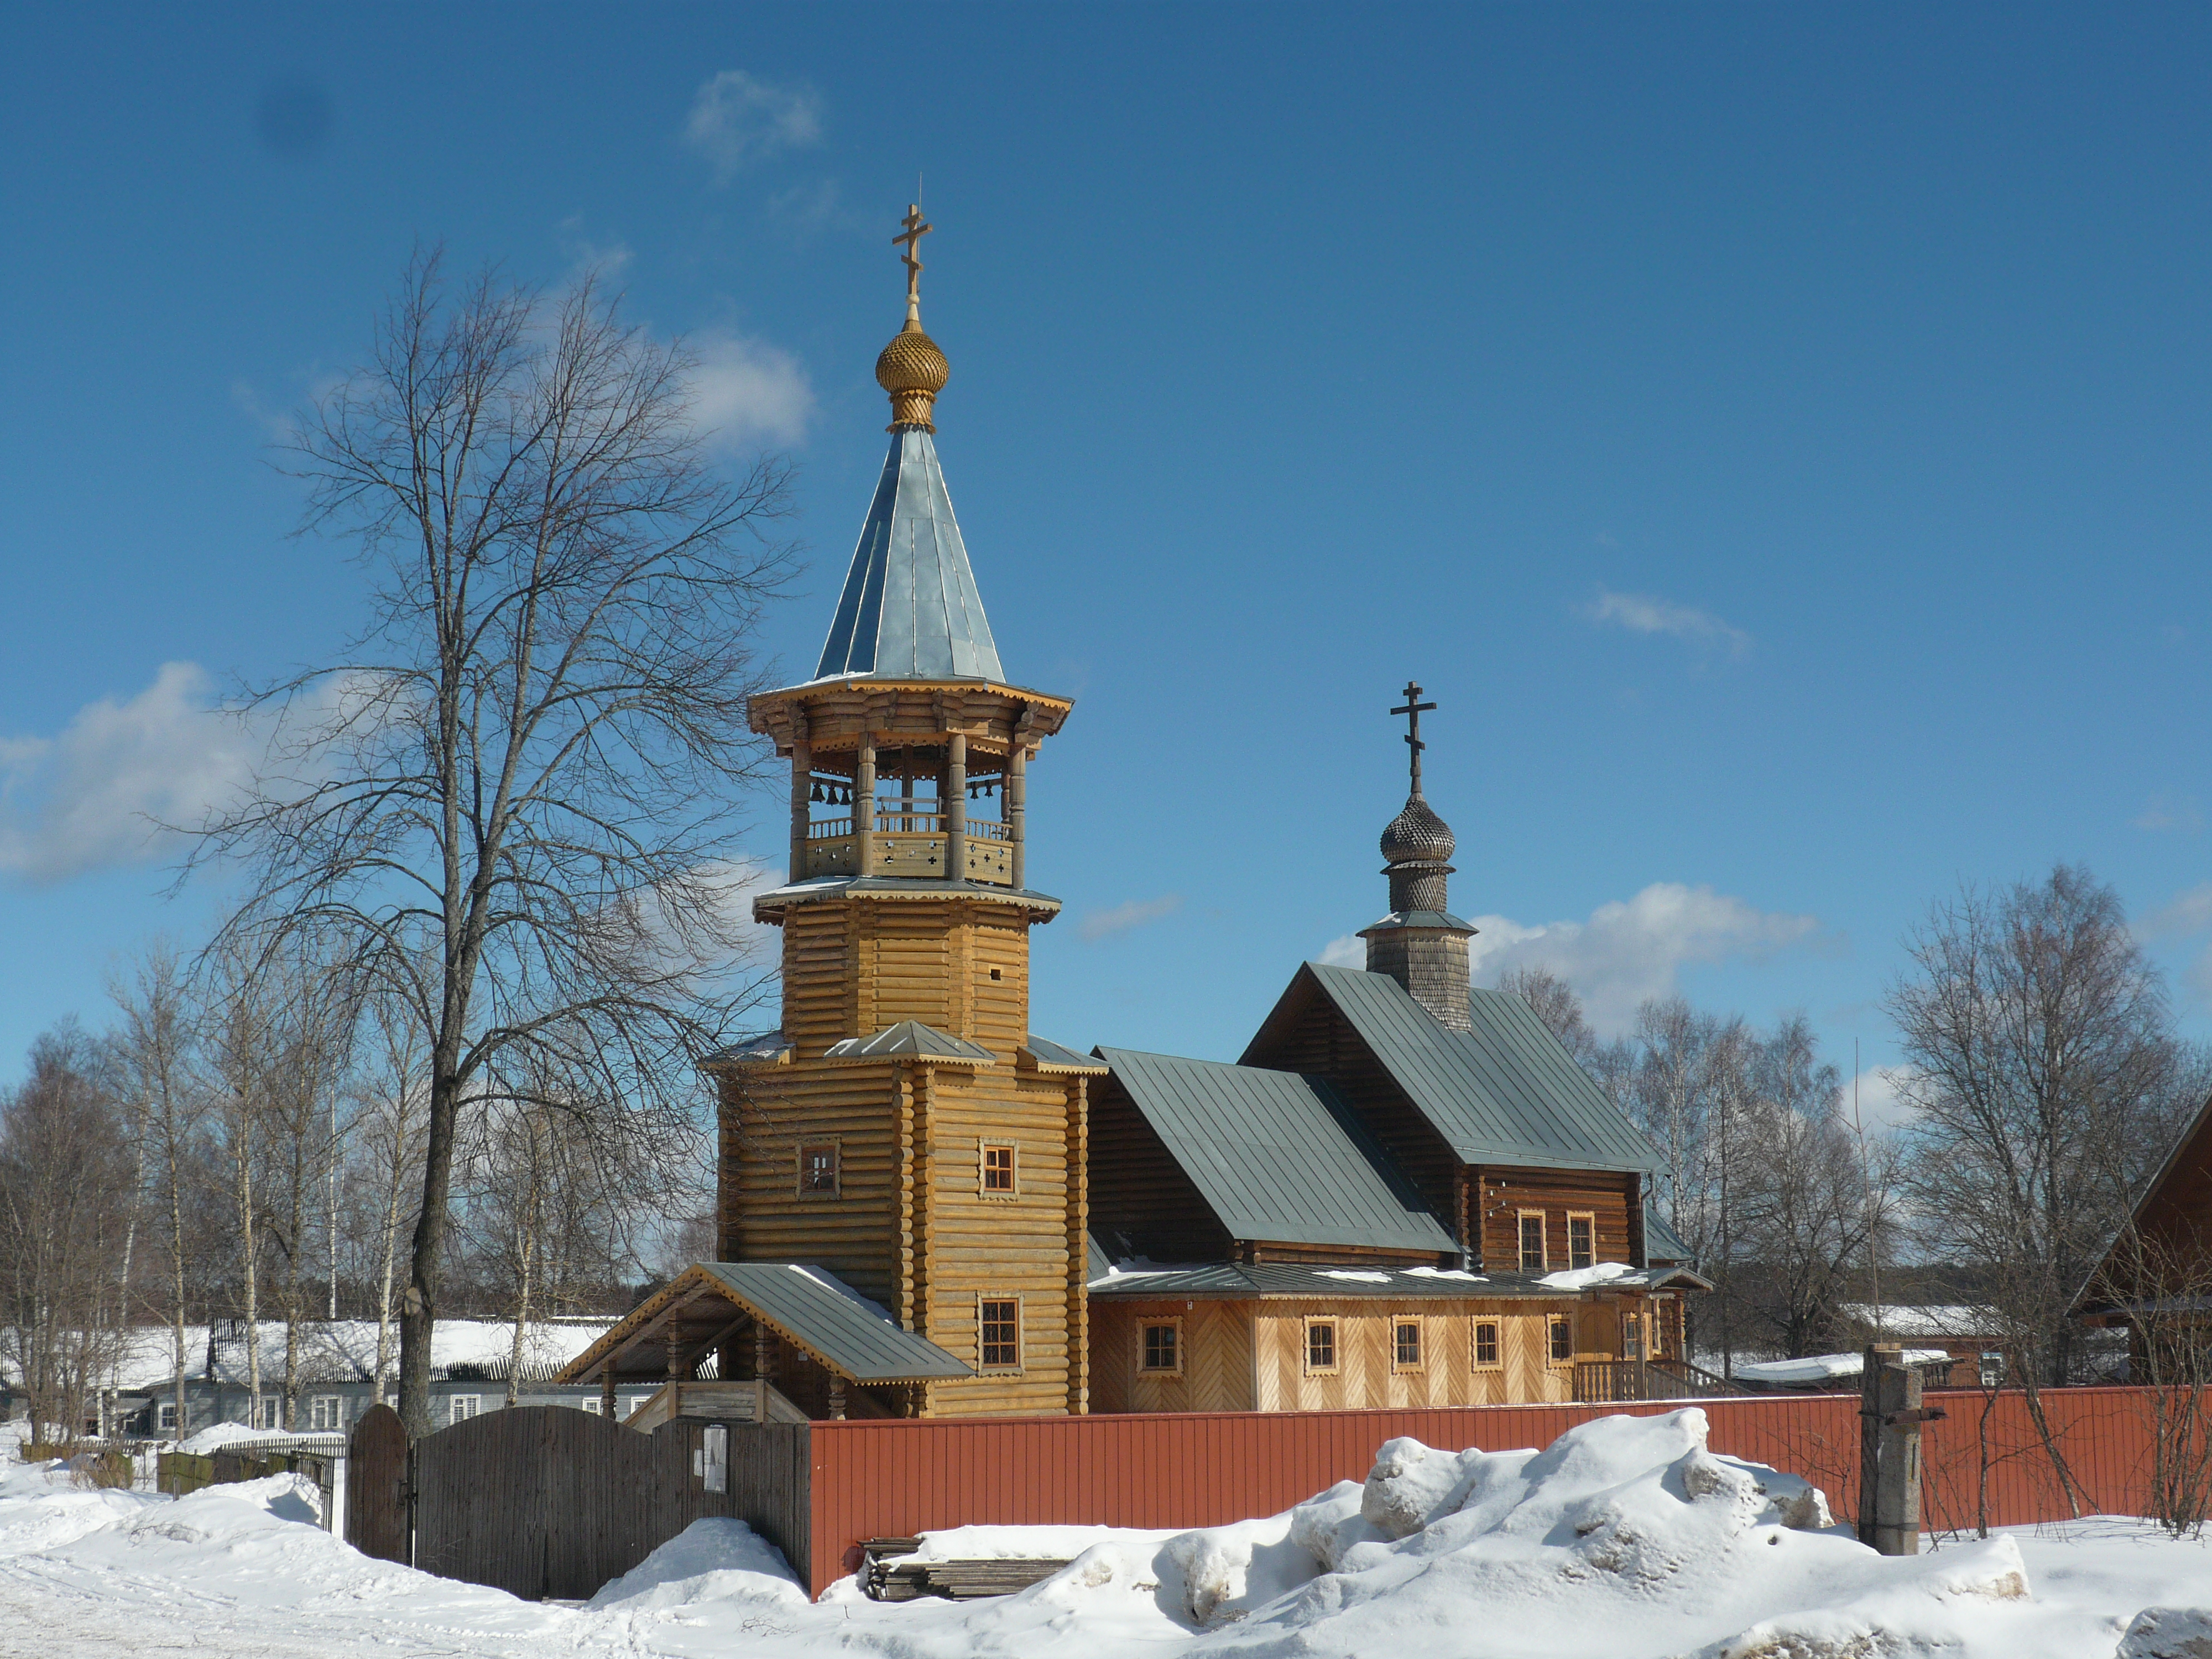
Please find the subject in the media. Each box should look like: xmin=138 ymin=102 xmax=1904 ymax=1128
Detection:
xmin=4 ymin=5 xmax=2212 ymax=1117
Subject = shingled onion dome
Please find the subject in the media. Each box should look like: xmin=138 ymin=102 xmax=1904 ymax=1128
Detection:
xmin=877 ymin=320 xmax=949 ymax=431
xmin=1381 ymin=791 xmax=1455 ymax=914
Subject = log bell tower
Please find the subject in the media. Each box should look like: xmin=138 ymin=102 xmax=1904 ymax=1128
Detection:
xmin=714 ymin=209 xmax=1098 ymax=1417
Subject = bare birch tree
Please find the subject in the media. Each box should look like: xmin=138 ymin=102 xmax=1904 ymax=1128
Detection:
xmin=108 ymin=945 xmax=206 ymax=1439
xmin=197 ymin=252 xmax=791 ymax=1433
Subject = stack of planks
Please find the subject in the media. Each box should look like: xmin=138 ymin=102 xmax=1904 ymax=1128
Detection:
xmin=860 ymin=1538 xmax=1072 ymax=1601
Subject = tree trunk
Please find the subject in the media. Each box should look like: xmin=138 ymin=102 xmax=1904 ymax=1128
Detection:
xmin=398 ymin=1066 xmax=462 ymax=1438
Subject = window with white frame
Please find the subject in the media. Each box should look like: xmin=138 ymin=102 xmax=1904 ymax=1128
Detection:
xmin=310 ymin=1395 xmax=346 ymax=1432
xmin=449 ymin=1394 xmax=482 ymax=1424
xmin=157 ymin=1401 xmax=178 ymax=1431
xmin=581 ymin=1396 xmax=603 ymax=1415
xmin=255 ymin=1395 xmax=283 ymax=1430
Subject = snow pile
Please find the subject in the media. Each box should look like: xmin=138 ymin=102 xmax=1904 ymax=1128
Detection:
xmin=588 ymin=1518 xmax=808 ymax=1615
xmin=178 ymin=1420 xmax=337 ymax=1454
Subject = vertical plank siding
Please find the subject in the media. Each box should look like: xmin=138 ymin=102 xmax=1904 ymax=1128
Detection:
xmin=801 ymin=1387 xmax=2168 ymax=1594
xmin=409 ymin=1407 xmax=809 ymax=1601
xmin=345 ymin=1404 xmax=410 ymax=1565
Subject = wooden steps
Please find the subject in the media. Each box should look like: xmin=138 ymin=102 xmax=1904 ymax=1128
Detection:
xmin=859 ymin=1537 xmax=1071 ymax=1601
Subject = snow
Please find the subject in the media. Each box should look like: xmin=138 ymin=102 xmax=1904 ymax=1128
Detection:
xmin=1401 ymin=1265 xmax=1487 ymax=1282
xmin=90 ymin=1317 xmax=615 ymax=1391
xmin=1535 ymin=1261 xmax=1647 ymax=1291
xmin=178 ymin=1421 xmax=339 ymax=1454
xmin=1841 ymin=1302 xmax=1996 ymax=1338
xmin=8 ymin=1411 xmax=2212 ymax=1656
xmin=1735 ymin=1348 xmax=1957 ymax=1386
xmin=1316 ymin=1270 xmax=1394 ymax=1284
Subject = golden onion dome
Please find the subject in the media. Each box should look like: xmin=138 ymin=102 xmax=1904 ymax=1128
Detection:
xmin=877 ymin=320 xmax=949 ymax=431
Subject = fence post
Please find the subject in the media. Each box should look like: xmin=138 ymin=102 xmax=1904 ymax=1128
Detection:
xmin=1858 ymin=1344 xmax=1932 ymax=1554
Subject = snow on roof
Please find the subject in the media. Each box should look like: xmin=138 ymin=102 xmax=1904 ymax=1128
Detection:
xmin=1536 ymin=1261 xmax=1647 ymax=1292
xmin=1838 ymin=1303 xmax=1997 ymax=1337
xmin=1734 ymin=1349 xmax=1957 ymax=1386
xmin=91 ymin=1318 xmax=615 ymax=1393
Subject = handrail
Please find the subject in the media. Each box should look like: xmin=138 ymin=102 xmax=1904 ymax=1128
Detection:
xmin=807 ymin=818 xmax=854 ymax=839
xmin=966 ymin=820 xmax=1012 ymax=842
xmin=876 ymin=811 xmax=945 ymax=833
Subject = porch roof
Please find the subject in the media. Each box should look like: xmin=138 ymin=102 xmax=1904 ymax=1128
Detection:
xmin=556 ymin=1262 xmax=974 ymax=1387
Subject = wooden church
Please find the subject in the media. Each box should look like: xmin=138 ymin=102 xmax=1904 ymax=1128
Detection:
xmin=561 ymin=212 xmax=1707 ymax=1423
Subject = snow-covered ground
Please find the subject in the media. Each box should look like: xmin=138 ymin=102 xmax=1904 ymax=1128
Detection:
xmin=3 ymin=1413 xmax=2211 ymax=1657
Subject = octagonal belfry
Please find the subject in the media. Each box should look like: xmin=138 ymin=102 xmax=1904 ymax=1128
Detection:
xmin=712 ymin=208 xmax=1097 ymax=1420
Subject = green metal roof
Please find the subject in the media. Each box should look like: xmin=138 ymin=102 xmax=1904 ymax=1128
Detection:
xmin=1021 ymin=1034 xmax=1108 ymax=1074
xmin=1088 ymin=1262 xmax=1708 ymax=1300
xmin=1092 ymin=1046 xmax=1454 ymax=1254
xmin=696 ymin=1263 xmax=974 ymax=1382
xmin=1644 ymin=1204 xmax=1696 ymax=1266
xmin=1245 ymin=964 xmax=1660 ymax=1175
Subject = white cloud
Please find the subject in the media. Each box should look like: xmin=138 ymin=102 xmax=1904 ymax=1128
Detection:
xmin=683 ymin=71 xmax=823 ymax=182
xmin=1467 ymin=881 xmax=1819 ymax=1035
xmin=1588 ymin=588 xmax=1750 ymax=658
xmin=1081 ymin=894 xmax=1182 ymax=943
xmin=2133 ymin=796 xmax=2204 ymax=834
xmin=0 ymin=663 xmax=261 ymax=882
xmin=687 ymin=331 xmax=815 ymax=451
xmin=1317 ymin=934 xmax=1366 ymax=968
xmin=2142 ymin=882 xmax=2212 ymax=941
xmin=1841 ymin=1065 xmax=1917 ymax=1135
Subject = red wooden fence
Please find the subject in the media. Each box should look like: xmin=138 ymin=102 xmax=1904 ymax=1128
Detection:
xmin=802 ymin=1386 xmax=2163 ymax=1593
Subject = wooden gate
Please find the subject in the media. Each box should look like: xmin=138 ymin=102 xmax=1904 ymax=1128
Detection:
xmin=346 ymin=1405 xmax=410 ymax=1564
xmin=409 ymin=1406 xmax=811 ymax=1600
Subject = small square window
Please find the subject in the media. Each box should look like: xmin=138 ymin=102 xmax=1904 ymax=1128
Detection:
xmin=1519 ymin=1212 xmax=1547 ymax=1274
xmin=310 ymin=1394 xmax=345 ymax=1431
xmin=800 ymin=1143 xmax=840 ymax=1196
xmin=1393 ymin=1318 xmax=1423 ymax=1372
xmin=1472 ymin=1320 xmax=1501 ymax=1370
xmin=1305 ymin=1319 xmax=1338 ymax=1375
xmin=450 ymin=1394 xmax=482 ymax=1423
xmin=1547 ymin=1314 xmax=1573 ymax=1366
xmin=157 ymin=1401 xmax=178 ymax=1431
xmin=1140 ymin=1322 xmax=1181 ymax=1374
xmin=581 ymin=1397 xmax=602 ymax=1415
xmin=989 ymin=967 xmax=1003 ymax=982
xmin=982 ymin=1143 xmax=1016 ymax=1194
xmin=980 ymin=1298 xmax=1021 ymax=1370
xmin=1568 ymin=1213 xmax=1595 ymax=1271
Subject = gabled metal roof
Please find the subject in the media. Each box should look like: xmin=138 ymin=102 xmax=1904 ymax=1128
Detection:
xmin=1092 ymin=1046 xmax=1454 ymax=1254
xmin=813 ymin=429 xmax=1004 ymax=682
xmin=1021 ymin=1034 xmax=1109 ymax=1074
xmin=1644 ymin=1203 xmax=1696 ymax=1266
xmin=696 ymin=1263 xmax=973 ymax=1381
xmin=1245 ymin=964 xmax=1660 ymax=1175
xmin=822 ymin=1021 xmax=997 ymax=1064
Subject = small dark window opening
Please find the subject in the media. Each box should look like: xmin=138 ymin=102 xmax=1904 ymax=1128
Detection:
xmin=980 ymin=1299 xmax=1020 ymax=1368
xmin=801 ymin=1144 xmax=839 ymax=1195
xmin=983 ymin=1144 xmax=1015 ymax=1192
xmin=1141 ymin=1323 xmax=1178 ymax=1373
xmin=1307 ymin=1321 xmax=1337 ymax=1372
xmin=989 ymin=967 xmax=1003 ymax=981
xmin=1394 ymin=1320 xmax=1422 ymax=1369
xmin=1568 ymin=1214 xmax=1594 ymax=1271
xmin=1473 ymin=1321 xmax=1500 ymax=1368
xmin=1548 ymin=1314 xmax=1573 ymax=1364
xmin=1519 ymin=1213 xmax=1547 ymax=1273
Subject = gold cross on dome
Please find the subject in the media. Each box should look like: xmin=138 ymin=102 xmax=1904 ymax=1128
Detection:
xmin=894 ymin=205 xmax=932 ymax=316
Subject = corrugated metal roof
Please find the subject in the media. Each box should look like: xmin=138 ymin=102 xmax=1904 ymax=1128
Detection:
xmin=1088 ymin=1263 xmax=1704 ymax=1300
xmin=1253 ymin=965 xmax=1658 ymax=1175
xmin=1644 ymin=1204 xmax=1696 ymax=1266
xmin=1022 ymin=1034 xmax=1108 ymax=1074
xmin=696 ymin=1264 xmax=974 ymax=1381
xmin=1093 ymin=1046 xmax=1453 ymax=1253
xmin=813 ymin=429 xmax=1004 ymax=682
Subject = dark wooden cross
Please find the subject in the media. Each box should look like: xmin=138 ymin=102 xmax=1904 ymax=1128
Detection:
xmin=895 ymin=205 xmax=932 ymax=310
xmin=1391 ymin=680 xmax=1436 ymax=792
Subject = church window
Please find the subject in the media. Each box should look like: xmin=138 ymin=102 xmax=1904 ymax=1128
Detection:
xmin=979 ymin=1298 xmax=1021 ymax=1370
xmin=1472 ymin=1320 xmax=1501 ymax=1370
xmin=800 ymin=1143 xmax=841 ymax=1197
xmin=1546 ymin=1314 xmax=1573 ymax=1366
xmin=1519 ymin=1212 xmax=1547 ymax=1273
xmin=1303 ymin=1318 xmax=1338 ymax=1375
xmin=982 ymin=1142 xmax=1016 ymax=1194
xmin=1392 ymin=1318 xmax=1423 ymax=1372
xmin=1140 ymin=1321 xmax=1181 ymax=1375
xmin=1568 ymin=1213 xmax=1595 ymax=1271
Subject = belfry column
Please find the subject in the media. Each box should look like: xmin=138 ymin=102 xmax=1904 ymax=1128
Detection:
xmin=788 ymin=713 xmax=812 ymax=883
xmin=1008 ymin=745 xmax=1027 ymax=891
xmin=946 ymin=733 xmax=967 ymax=881
xmin=856 ymin=735 xmax=878 ymax=877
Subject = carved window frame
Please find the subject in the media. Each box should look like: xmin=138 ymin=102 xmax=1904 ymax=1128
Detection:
xmin=979 ymin=1140 xmax=1019 ymax=1199
xmin=1471 ymin=1318 xmax=1503 ymax=1372
xmin=1567 ymin=1211 xmax=1596 ymax=1271
xmin=978 ymin=1295 xmax=1024 ymax=1373
xmin=1302 ymin=1317 xmax=1340 ymax=1376
xmin=1139 ymin=1318 xmax=1183 ymax=1377
xmin=1518 ymin=1209 xmax=1548 ymax=1274
xmin=1391 ymin=1315 xmax=1424 ymax=1374
xmin=1546 ymin=1312 xmax=1573 ymax=1368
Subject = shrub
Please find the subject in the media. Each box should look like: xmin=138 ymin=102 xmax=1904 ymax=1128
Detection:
xmin=80 ymin=1450 xmax=134 ymax=1490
